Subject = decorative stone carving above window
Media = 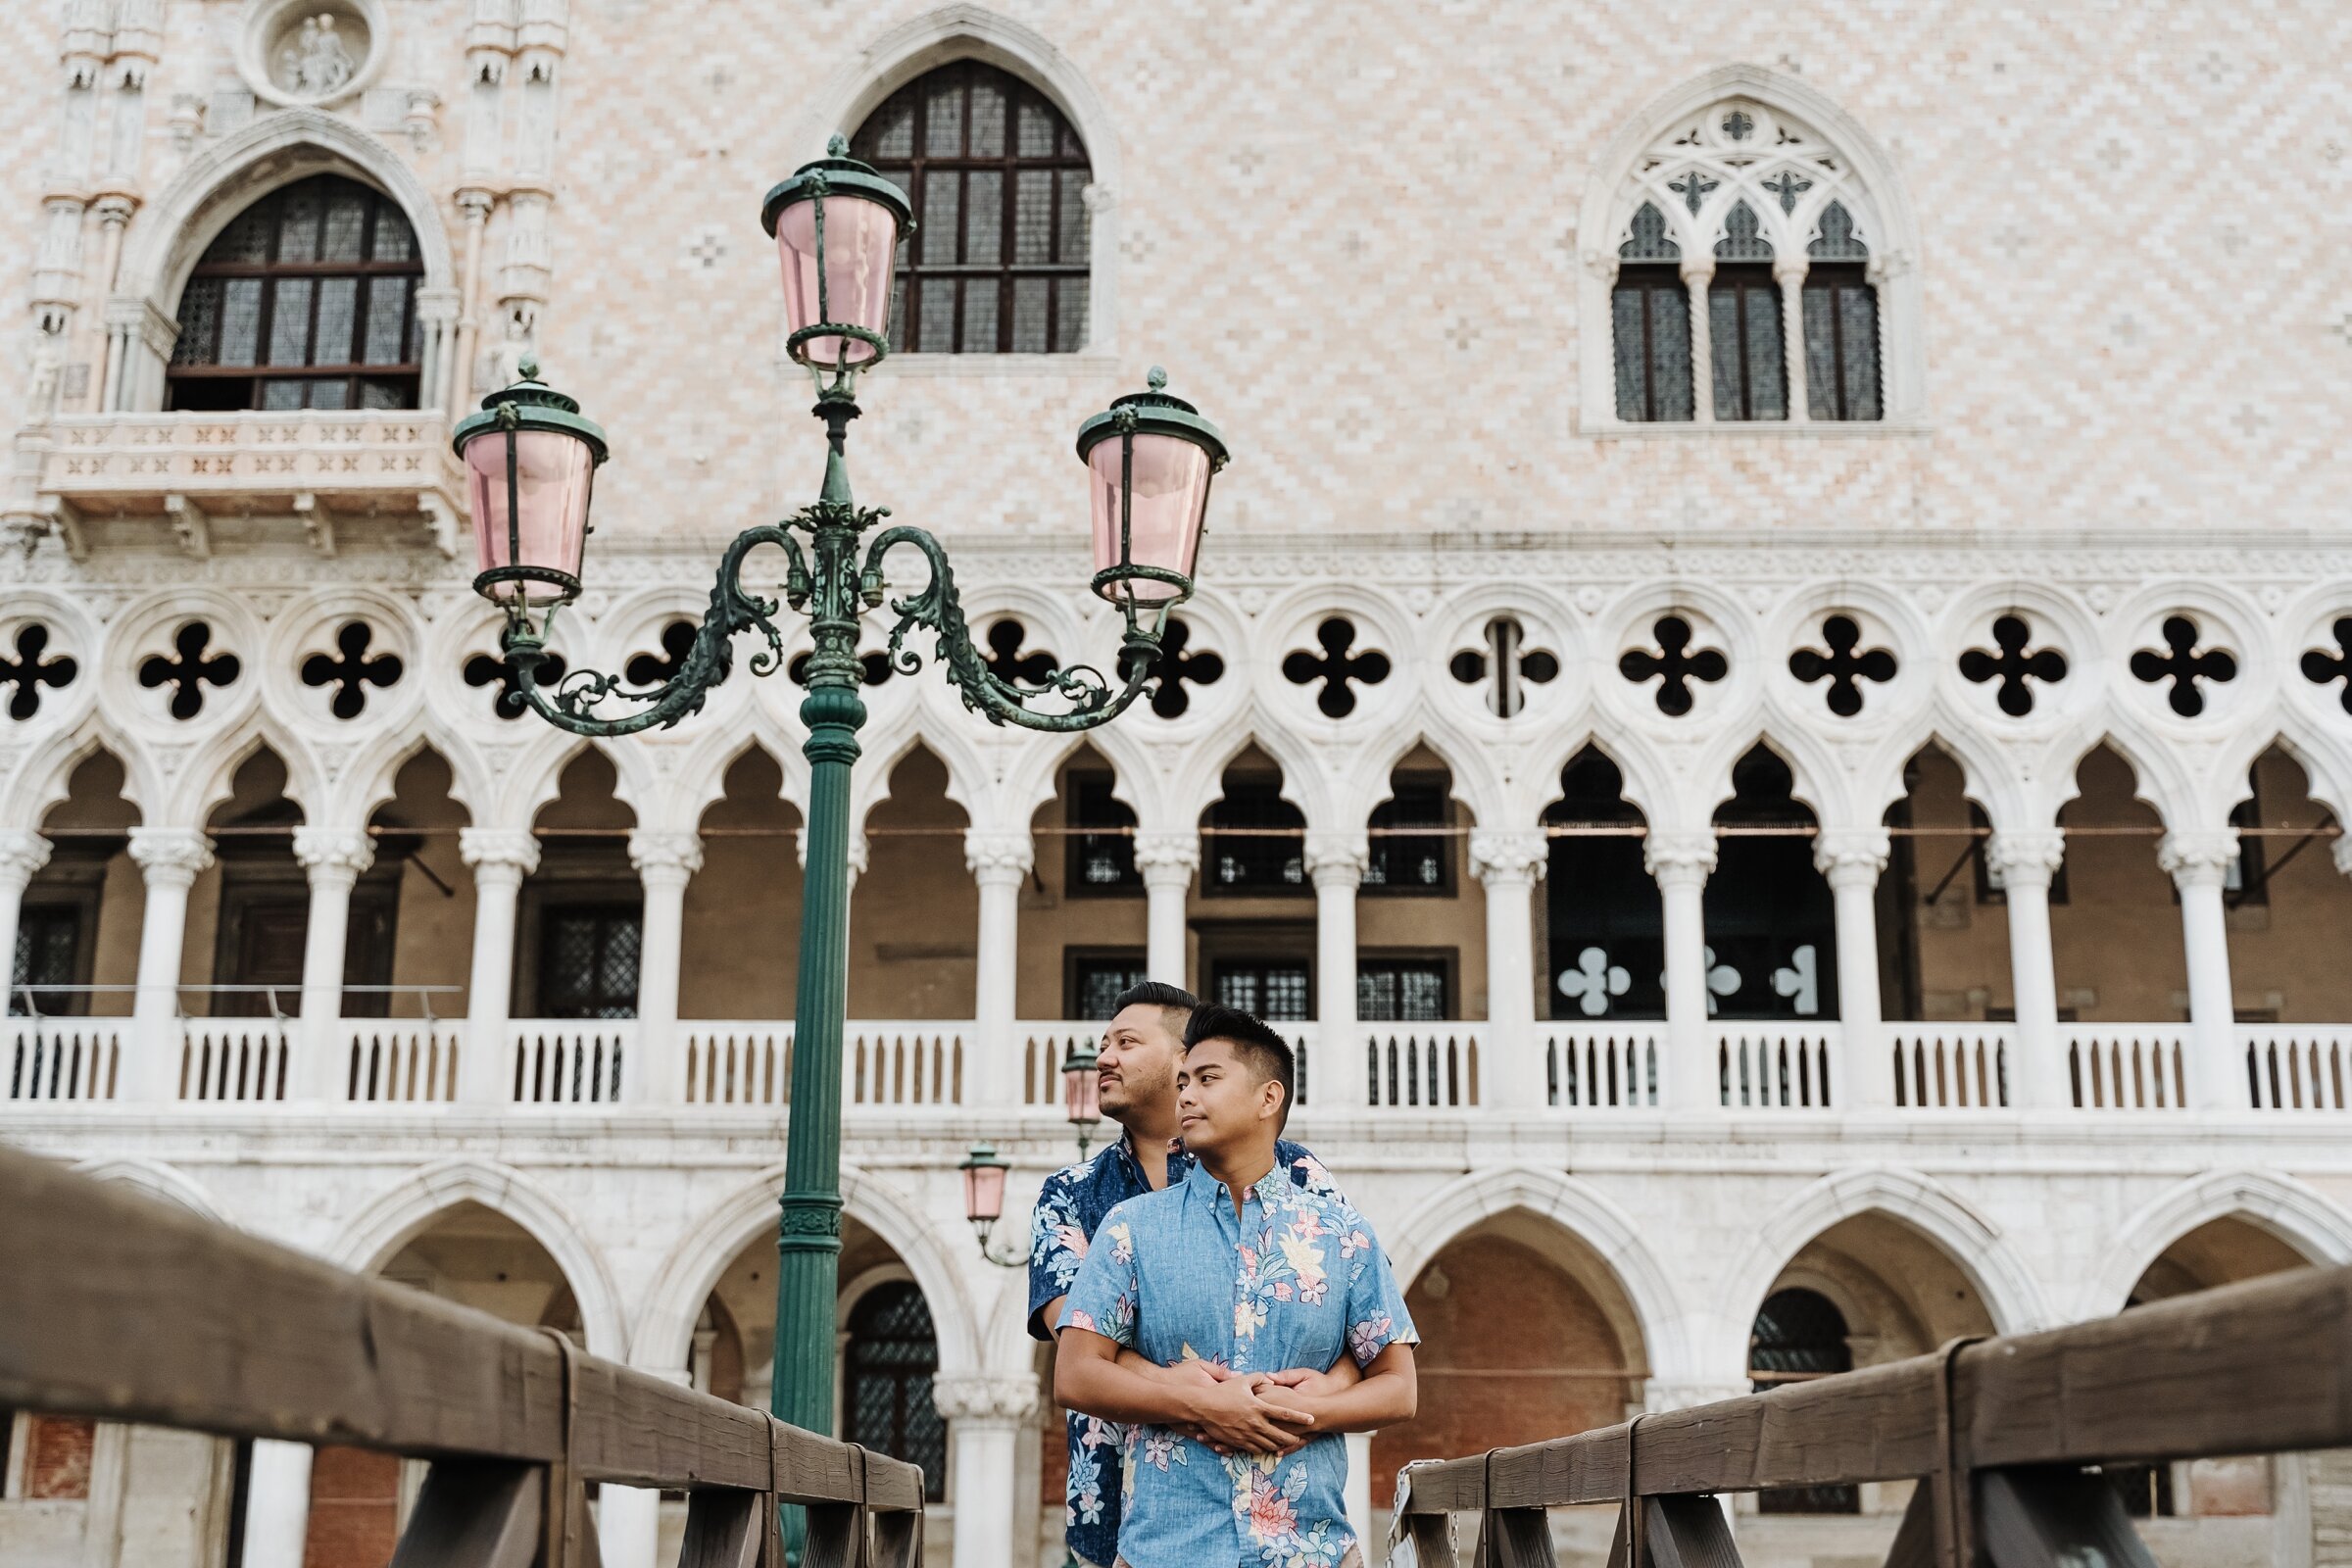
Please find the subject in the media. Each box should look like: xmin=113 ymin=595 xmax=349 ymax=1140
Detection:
xmin=238 ymin=0 xmax=390 ymax=111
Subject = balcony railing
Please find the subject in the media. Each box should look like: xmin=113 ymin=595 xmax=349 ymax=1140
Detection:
xmin=10 ymin=1012 xmax=2352 ymax=1118
xmin=35 ymin=410 xmax=460 ymax=553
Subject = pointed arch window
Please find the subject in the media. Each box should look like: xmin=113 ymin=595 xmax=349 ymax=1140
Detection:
xmin=1709 ymin=202 xmax=1785 ymax=420
xmin=1802 ymin=203 xmax=1880 ymax=420
xmin=166 ymin=174 xmax=423 ymax=412
xmin=1601 ymin=98 xmax=1892 ymax=425
xmin=850 ymin=60 xmax=1093 ymax=355
xmin=1611 ymin=203 xmax=1691 ymax=421
xmin=843 ymin=1281 xmax=947 ymax=1502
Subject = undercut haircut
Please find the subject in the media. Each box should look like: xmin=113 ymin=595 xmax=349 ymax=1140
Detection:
xmin=1108 ymin=979 xmax=1198 ymax=1032
xmin=1181 ymin=1002 xmax=1296 ymax=1130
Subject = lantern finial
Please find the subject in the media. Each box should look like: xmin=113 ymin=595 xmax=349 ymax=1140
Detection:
xmin=827 ymin=132 xmax=849 ymax=157
xmin=1147 ymin=366 xmax=1167 ymax=391
xmin=517 ymin=352 xmax=541 ymax=381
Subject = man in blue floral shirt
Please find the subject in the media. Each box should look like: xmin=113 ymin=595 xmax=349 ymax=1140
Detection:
xmin=1030 ymin=983 xmax=1354 ymax=1568
xmin=1055 ymin=1004 xmax=1417 ymax=1568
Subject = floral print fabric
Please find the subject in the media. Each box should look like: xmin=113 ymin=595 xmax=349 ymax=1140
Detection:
xmin=1029 ymin=1136 xmax=1336 ymax=1568
xmin=1058 ymin=1160 xmax=1415 ymax=1568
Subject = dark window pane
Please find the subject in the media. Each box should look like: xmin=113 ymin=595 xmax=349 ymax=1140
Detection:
xmin=1710 ymin=271 xmax=1782 ymax=420
xmin=1056 ymin=170 xmax=1087 ymax=263
xmin=213 ymin=205 xmax=273 ymax=264
xmin=362 ymin=276 xmax=410 ymax=364
xmin=915 ymin=277 xmax=956 ymax=353
xmin=320 ymin=190 xmax=368 ymax=263
xmin=1067 ymin=776 xmax=1139 ymax=890
xmin=1013 ymin=171 xmax=1054 ymax=265
xmin=886 ymin=277 xmax=907 ymax=353
xmin=261 ymin=378 xmax=306 ymax=411
xmin=919 ymin=170 xmax=959 ymax=266
xmin=306 ymin=378 xmax=349 ymax=410
xmin=968 ymin=76 xmax=1004 ymax=157
xmin=1839 ymin=284 xmax=1881 ymax=418
xmin=923 ymin=79 xmax=964 ymax=155
xmin=275 ymin=184 xmax=321 ymax=263
xmin=359 ymin=377 xmax=409 ymax=410
xmin=1204 ymin=779 xmax=1306 ymax=893
xmin=267 ymin=278 xmax=314 ymax=366
xmin=1620 ymin=202 xmax=1680 ymax=261
xmin=220 ymin=278 xmax=263 ymax=367
xmin=369 ymin=204 xmax=416 ymax=262
xmin=172 ymin=277 xmax=223 ymax=366
xmin=962 ymin=171 xmax=1003 ymax=267
xmin=1054 ymin=278 xmax=1087 ymax=353
xmin=1611 ymin=287 xmax=1644 ymax=419
xmin=315 ymin=277 xmax=358 ymax=365
xmin=1010 ymin=276 xmax=1049 ymax=352
xmin=1802 ymin=270 xmax=1880 ymax=421
xmin=1015 ymin=96 xmax=1055 ymax=157
xmin=865 ymin=100 xmax=914 ymax=160
xmin=1262 ymin=967 xmax=1309 ymax=1020
xmin=958 ymin=279 xmax=998 ymax=352
xmin=1745 ymin=281 xmax=1786 ymax=418
xmin=1073 ymin=957 xmax=1148 ymax=1019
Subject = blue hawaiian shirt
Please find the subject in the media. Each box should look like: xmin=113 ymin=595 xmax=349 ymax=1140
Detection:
xmin=1029 ymin=1135 xmax=1335 ymax=1568
xmin=1057 ymin=1159 xmax=1416 ymax=1568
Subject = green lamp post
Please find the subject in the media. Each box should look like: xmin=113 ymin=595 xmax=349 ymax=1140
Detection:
xmin=456 ymin=134 xmax=1229 ymax=1538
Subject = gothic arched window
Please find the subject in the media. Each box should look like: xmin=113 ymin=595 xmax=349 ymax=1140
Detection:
xmin=1604 ymin=98 xmax=1888 ymax=425
xmin=843 ymin=1281 xmax=947 ymax=1502
xmin=1748 ymin=1287 xmax=1860 ymax=1512
xmin=1802 ymin=202 xmax=1880 ymax=419
xmin=850 ymin=61 xmax=1093 ymax=355
xmin=1611 ymin=203 xmax=1690 ymax=421
xmin=167 ymin=174 xmax=424 ymax=413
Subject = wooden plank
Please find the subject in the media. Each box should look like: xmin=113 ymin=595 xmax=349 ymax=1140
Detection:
xmin=1479 ymin=1504 xmax=1558 ymax=1568
xmin=1976 ymin=1467 xmax=2160 ymax=1568
xmin=801 ymin=1500 xmax=865 ymax=1568
xmin=1878 ymin=1478 xmax=1936 ymax=1568
xmin=871 ymin=1500 xmax=923 ymax=1568
xmin=1643 ymin=1496 xmax=1742 ymax=1568
xmin=1370 ymin=1261 xmax=2352 ymax=1510
xmin=387 ymin=1459 xmax=541 ymax=1568
xmin=0 ymin=1144 xmax=925 ymax=1505
xmin=678 ymin=1488 xmax=764 ymax=1568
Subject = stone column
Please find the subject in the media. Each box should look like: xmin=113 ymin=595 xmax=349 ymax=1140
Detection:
xmin=1815 ymin=828 xmax=1890 ymax=1107
xmin=459 ymin=828 xmax=539 ymax=1103
xmin=0 ymin=830 xmax=53 ymax=1008
xmin=596 ymin=1484 xmax=659 ymax=1568
xmin=1683 ymin=260 xmax=1716 ymax=424
xmin=1304 ymin=832 xmax=1368 ymax=1110
xmin=1132 ymin=831 xmax=1199 ymax=988
xmin=291 ymin=827 xmax=373 ymax=1101
xmin=236 ymin=1439 xmax=313 ymax=1568
xmin=2160 ymin=829 xmax=2244 ymax=1110
xmin=125 ymin=827 xmax=212 ymax=1100
xmin=1644 ymin=831 xmax=1717 ymax=1111
xmin=966 ymin=829 xmax=1034 ymax=1105
xmin=1468 ymin=828 xmax=1548 ymax=1108
xmin=1777 ymin=258 xmax=1810 ymax=422
xmin=1985 ymin=831 xmax=2069 ymax=1108
xmin=628 ymin=831 xmax=702 ymax=1105
xmin=933 ymin=1375 xmax=1040 ymax=1568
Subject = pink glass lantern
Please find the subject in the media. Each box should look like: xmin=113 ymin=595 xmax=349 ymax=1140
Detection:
xmin=959 ymin=1145 xmax=1009 ymax=1241
xmin=1061 ymin=1036 xmax=1102 ymax=1131
xmin=761 ymin=136 xmax=915 ymax=373
xmin=1075 ymin=368 xmax=1228 ymax=616
xmin=454 ymin=356 xmax=610 ymax=630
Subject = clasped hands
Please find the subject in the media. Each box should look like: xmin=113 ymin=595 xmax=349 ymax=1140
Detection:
xmin=1152 ymin=1355 xmax=1348 ymax=1456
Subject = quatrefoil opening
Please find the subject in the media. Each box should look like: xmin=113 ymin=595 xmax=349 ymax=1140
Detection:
xmin=301 ymin=621 xmax=403 ymax=719
xmin=1958 ymin=614 xmax=2065 ymax=718
xmin=0 ymin=624 xmax=77 ymax=720
xmin=138 ymin=621 xmax=241 ymax=720
xmin=1788 ymin=614 xmax=1896 ymax=717
xmin=1282 ymin=617 xmax=1390 ymax=719
xmin=2129 ymin=614 xmax=2236 ymax=718
xmin=1619 ymin=614 xmax=1727 ymax=717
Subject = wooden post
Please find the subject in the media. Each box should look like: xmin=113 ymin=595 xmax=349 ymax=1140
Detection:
xmin=389 ymin=1460 xmax=541 ymax=1568
xmin=678 ymin=1487 xmax=764 ymax=1568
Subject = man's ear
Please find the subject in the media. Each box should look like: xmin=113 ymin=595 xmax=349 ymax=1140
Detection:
xmin=1259 ymin=1077 xmax=1287 ymax=1124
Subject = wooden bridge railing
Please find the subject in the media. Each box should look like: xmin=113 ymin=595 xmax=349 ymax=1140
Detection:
xmin=0 ymin=1145 xmax=921 ymax=1568
xmin=1396 ymin=1260 xmax=2352 ymax=1568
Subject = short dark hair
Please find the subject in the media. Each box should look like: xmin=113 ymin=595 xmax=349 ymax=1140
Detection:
xmin=1181 ymin=1003 xmax=1296 ymax=1128
xmin=1108 ymin=980 xmax=1198 ymax=1027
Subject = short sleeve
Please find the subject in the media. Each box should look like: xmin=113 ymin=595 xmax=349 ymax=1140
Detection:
xmin=1057 ymin=1202 xmax=1144 ymax=1348
xmin=1026 ymin=1167 xmax=1090 ymax=1341
xmin=1336 ymin=1209 xmax=1418 ymax=1368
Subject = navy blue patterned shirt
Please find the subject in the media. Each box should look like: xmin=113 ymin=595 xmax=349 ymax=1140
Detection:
xmin=1028 ymin=1132 xmax=1338 ymax=1568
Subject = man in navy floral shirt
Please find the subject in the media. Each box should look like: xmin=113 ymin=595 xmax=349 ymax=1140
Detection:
xmin=1030 ymin=983 xmax=1354 ymax=1568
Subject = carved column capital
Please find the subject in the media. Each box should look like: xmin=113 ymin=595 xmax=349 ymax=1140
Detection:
xmin=1813 ymin=827 xmax=1890 ymax=889
xmin=0 ymin=830 xmax=53 ymax=889
xmin=2158 ymin=830 xmax=2239 ymax=889
xmin=292 ymin=826 xmax=374 ymax=888
xmin=127 ymin=826 xmax=213 ymax=888
xmin=1642 ymin=830 xmax=1716 ymax=889
xmin=930 ymin=1373 xmax=1040 ymax=1426
xmin=1302 ymin=831 xmax=1368 ymax=891
xmin=1467 ymin=828 xmax=1548 ymax=888
xmin=628 ymin=830 xmax=704 ymax=887
xmin=1131 ymin=831 xmax=1200 ymax=889
xmin=1984 ymin=830 xmax=2066 ymax=889
xmin=459 ymin=826 xmax=541 ymax=883
xmin=963 ymin=829 xmax=1034 ymax=886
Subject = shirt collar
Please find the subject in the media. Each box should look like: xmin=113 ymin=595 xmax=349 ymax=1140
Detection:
xmin=1112 ymin=1129 xmax=1196 ymax=1190
xmin=1179 ymin=1155 xmax=1288 ymax=1209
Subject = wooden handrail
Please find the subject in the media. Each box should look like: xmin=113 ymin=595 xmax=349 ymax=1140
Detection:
xmin=1396 ymin=1262 xmax=2352 ymax=1568
xmin=0 ymin=1143 xmax=921 ymax=1566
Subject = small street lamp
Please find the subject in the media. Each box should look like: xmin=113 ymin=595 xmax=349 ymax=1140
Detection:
xmin=459 ymin=133 xmax=1228 ymax=1527
xmin=1061 ymin=1036 xmax=1103 ymax=1158
xmin=958 ymin=1143 xmax=1024 ymax=1268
